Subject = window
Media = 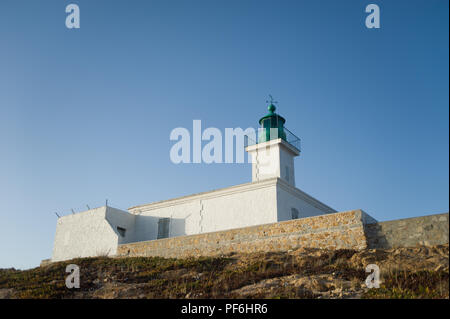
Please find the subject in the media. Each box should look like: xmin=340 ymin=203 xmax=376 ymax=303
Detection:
xmin=157 ymin=218 xmax=170 ymax=239
xmin=285 ymin=166 xmax=290 ymax=181
xmin=117 ymin=227 xmax=126 ymax=237
xmin=291 ymin=208 xmax=299 ymax=220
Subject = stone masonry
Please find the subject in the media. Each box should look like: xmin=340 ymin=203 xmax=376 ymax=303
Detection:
xmin=117 ymin=211 xmax=449 ymax=259
xmin=365 ymin=213 xmax=449 ymax=249
xmin=117 ymin=210 xmax=371 ymax=258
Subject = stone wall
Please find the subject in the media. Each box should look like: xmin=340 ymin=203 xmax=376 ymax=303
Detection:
xmin=117 ymin=210 xmax=370 ymax=258
xmin=365 ymin=213 xmax=449 ymax=249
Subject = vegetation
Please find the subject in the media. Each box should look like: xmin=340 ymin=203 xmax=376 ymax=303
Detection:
xmin=0 ymin=245 xmax=448 ymax=299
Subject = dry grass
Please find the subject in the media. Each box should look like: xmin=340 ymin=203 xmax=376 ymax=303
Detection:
xmin=0 ymin=245 xmax=448 ymax=299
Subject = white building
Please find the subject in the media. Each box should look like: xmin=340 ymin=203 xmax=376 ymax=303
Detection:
xmin=51 ymin=104 xmax=337 ymax=262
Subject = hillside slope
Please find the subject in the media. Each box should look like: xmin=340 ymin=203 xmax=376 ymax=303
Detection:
xmin=0 ymin=244 xmax=448 ymax=299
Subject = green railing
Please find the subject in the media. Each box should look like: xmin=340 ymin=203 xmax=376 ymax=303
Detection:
xmin=245 ymin=127 xmax=301 ymax=152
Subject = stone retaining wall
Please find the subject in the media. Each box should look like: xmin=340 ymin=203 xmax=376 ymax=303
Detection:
xmin=117 ymin=211 xmax=449 ymax=259
xmin=365 ymin=213 xmax=449 ymax=249
xmin=117 ymin=210 xmax=370 ymax=258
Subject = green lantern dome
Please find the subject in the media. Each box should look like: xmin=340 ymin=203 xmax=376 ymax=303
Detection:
xmin=258 ymin=103 xmax=287 ymax=143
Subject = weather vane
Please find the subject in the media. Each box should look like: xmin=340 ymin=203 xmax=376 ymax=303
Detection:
xmin=266 ymin=94 xmax=278 ymax=105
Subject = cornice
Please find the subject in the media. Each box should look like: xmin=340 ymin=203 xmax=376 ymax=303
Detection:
xmin=276 ymin=178 xmax=337 ymax=213
xmin=129 ymin=178 xmax=279 ymax=213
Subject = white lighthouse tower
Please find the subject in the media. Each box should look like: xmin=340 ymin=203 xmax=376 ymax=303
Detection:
xmin=246 ymin=103 xmax=300 ymax=187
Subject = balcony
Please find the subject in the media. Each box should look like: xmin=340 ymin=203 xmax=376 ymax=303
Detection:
xmin=245 ymin=126 xmax=301 ymax=153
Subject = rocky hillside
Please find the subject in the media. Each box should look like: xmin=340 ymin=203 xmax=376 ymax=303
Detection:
xmin=0 ymin=244 xmax=448 ymax=299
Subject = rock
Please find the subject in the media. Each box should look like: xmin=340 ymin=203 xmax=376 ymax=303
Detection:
xmin=0 ymin=289 xmax=14 ymax=299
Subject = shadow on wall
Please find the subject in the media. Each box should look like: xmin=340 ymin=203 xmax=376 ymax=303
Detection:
xmin=169 ymin=217 xmax=187 ymax=238
xmin=363 ymin=223 xmax=389 ymax=249
xmin=363 ymin=213 xmax=449 ymax=249
xmin=134 ymin=215 xmax=187 ymax=242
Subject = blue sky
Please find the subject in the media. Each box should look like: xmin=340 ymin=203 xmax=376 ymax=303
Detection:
xmin=0 ymin=0 xmax=448 ymax=269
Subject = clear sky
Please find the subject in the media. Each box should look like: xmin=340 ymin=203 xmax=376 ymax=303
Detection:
xmin=0 ymin=0 xmax=448 ymax=269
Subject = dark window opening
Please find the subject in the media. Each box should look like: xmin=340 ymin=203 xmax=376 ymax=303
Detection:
xmin=157 ymin=218 xmax=170 ymax=239
xmin=117 ymin=226 xmax=126 ymax=237
xmin=291 ymin=208 xmax=299 ymax=219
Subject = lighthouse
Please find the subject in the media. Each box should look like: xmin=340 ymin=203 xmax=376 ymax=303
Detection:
xmin=51 ymin=99 xmax=337 ymax=263
xmin=246 ymin=103 xmax=301 ymax=187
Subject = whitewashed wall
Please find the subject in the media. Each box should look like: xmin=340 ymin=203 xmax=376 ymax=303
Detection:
xmin=105 ymin=206 xmax=136 ymax=245
xmin=51 ymin=183 xmax=335 ymax=261
xmin=247 ymin=139 xmax=298 ymax=187
xmin=276 ymin=179 xmax=336 ymax=222
xmin=279 ymin=145 xmax=296 ymax=186
xmin=52 ymin=206 xmax=134 ymax=262
xmin=133 ymin=201 xmax=201 ymax=242
xmin=250 ymin=144 xmax=280 ymax=181
xmin=129 ymin=178 xmax=335 ymax=242
xmin=130 ymin=178 xmax=279 ymax=242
